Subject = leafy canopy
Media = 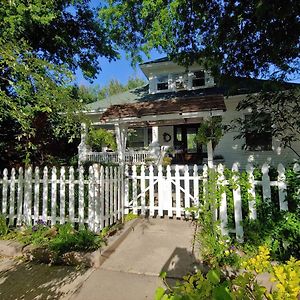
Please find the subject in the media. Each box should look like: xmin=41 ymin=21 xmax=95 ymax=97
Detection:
xmin=100 ymin=0 xmax=299 ymax=79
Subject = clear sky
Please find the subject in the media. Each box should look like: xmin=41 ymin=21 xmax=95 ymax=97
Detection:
xmin=75 ymin=49 xmax=163 ymax=87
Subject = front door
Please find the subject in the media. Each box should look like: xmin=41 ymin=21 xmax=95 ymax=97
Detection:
xmin=173 ymin=124 xmax=204 ymax=164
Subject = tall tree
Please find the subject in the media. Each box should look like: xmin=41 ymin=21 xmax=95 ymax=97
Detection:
xmin=0 ymin=0 xmax=118 ymax=167
xmin=100 ymin=0 xmax=299 ymax=79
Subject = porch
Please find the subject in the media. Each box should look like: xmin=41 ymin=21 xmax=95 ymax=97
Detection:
xmin=79 ymin=94 xmax=226 ymax=166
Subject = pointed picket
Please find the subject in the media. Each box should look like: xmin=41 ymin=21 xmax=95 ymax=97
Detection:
xmin=51 ymin=167 xmax=57 ymax=226
xmin=60 ymin=167 xmax=66 ymax=224
xmin=9 ymin=168 xmax=16 ymax=225
xmin=42 ymin=167 xmax=48 ymax=223
xmin=17 ymin=167 xmax=24 ymax=226
xmin=175 ymin=165 xmax=181 ymax=218
xmin=24 ymin=167 xmax=32 ymax=225
xmin=34 ymin=167 xmax=40 ymax=223
xmin=262 ymin=163 xmax=271 ymax=202
xmin=166 ymin=165 xmax=173 ymax=217
xmin=69 ymin=166 xmax=75 ymax=224
xmin=88 ymin=166 xmax=95 ymax=230
xmin=78 ymin=165 xmax=85 ymax=225
xmin=157 ymin=165 xmax=164 ymax=217
xmin=132 ymin=165 xmax=138 ymax=215
xmin=277 ymin=164 xmax=288 ymax=211
xmin=217 ymin=164 xmax=228 ymax=236
xmin=149 ymin=165 xmax=155 ymax=217
xmin=193 ymin=165 xmax=199 ymax=208
xmin=246 ymin=163 xmax=257 ymax=220
xmin=232 ymin=163 xmax=244 ymax=242
xmin=100 ymin=165 xmax=105 ymax=229
xmin=2 ymin=169 xmax=8 ymax=215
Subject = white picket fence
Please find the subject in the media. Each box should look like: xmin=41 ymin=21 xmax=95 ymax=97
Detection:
xmin=0 ymin=162 xmax=299 ymax=240
xmin=0 ymin=165 xmax=123 ymax=232
xmin=125 ymin=162 xmax=299 ymax=242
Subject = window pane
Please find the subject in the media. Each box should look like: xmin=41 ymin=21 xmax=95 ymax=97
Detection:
xmin=187 ymin=128 xmax=197 ymax=153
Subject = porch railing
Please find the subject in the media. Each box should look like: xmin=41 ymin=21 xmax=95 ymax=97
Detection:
xmin=86 ymin=150 xmax=154 ymax=164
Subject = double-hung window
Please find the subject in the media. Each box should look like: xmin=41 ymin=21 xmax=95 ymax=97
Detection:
xmin=245 ymin=114 xmax=272 ymax=151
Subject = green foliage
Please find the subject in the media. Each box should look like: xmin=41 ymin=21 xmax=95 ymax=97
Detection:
xmin=75 ymin=77 xmax=146 ymax=104
xmin=233 ymin=88 xmax=300 ymax=158
xmin=156 ymin=247 xmax=300 ymax=300
xmin=0 ymin=215 xmax=8 ymax=236
xmin=195 ymin=117 xmax=223 ymax=146
xmin=87 ymin=128 xmax=116 ymax=151
xmin=3 ymin=221 xmax=103 ymax=255
xmin=124 ymin=213 xmax=139 ymax=223
xmin=100 ymin=1 xmax=299 ymax=79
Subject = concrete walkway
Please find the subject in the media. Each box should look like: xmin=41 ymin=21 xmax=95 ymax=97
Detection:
xmin=71 ymin=218 xmax=198 ymax=300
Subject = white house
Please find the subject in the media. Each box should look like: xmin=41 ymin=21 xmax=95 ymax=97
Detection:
xmin=81 ymin=57 xmax=300 ymax=167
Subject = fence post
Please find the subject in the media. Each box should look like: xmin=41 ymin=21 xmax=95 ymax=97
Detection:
xmin=100 ymin=165 xmax=105 ymax=229
xmin=109 ymin=166 xmax=114 ymax=226
xmin=132 ymin=165 xmax=138 ymax=215
xmin=78 ymin=165 xmax=85 ymax=226
xmin=246 ymin=163 xmax=257 ymax=220
xmin=124 ymin=165 xmax=129 ymax=215
xmin=217 ymin=164 xmax=228 ymax=236
xmin=60 ymin=167 xmax=66 ymax=225
xmin=232 ymin=163 xmax=244 ymax=243
xmin=105 ymin=166 xmax=110 ymax=226
xmin=51 ymin=167 xmax=57 ymax=226
xmin=88 ymin=166 xmax=95 ymax=231
xmin=42 ymin=167 xmax=48 ymax=224
xmin=278 ymin=163 xmax=288 ymax=211
xmin=34 ymin=167 xmax=40 ymax=223
xmin=2 ymin=169 xmax=8 ymax=216
xmin=24 ymin=167 xmax=32 ymax=225
xmin=149 ymin=165 xmax=155 ymax=217
xmin=9 ymin=168 xmax=16 ymax=225
xmin=17 ymin=167 xmax=24 ymax=226
xmin=175 ymin=165 xmax=181 ymax=218
xmin=193 ymin=165 xmax=199 ymax=208
xmin=94 ymin=164 xmax=100 ymax=232
xmin=141 ymin=165 xmax=146 ymax=216
xmin=262 ymin=163 xmax=271 ymax=202
xmin=184 ymin=165 xmax=190 ymax=217
xmin=158 ymin=165 xmax=164 ymax=217
xmin=69 ymin=166 xmax=75 ymax=225
xmin=166 ymin=165 xmax=173 ymax=217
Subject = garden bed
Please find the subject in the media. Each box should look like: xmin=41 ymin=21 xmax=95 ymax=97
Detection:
xmin=0 ymin=214 xmax=140 ymax=267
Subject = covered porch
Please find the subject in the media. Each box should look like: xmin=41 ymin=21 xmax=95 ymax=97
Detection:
xmin=79 ymin=94 xmax=226 ymax=167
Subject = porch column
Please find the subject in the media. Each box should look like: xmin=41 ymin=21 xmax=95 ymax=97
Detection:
xmin=204 ymin=116 xmax=214 ymax=168
xmin=152 ymin=126 xmax=159 ymax=143
xmin=115 ymin=123 xmax=128 ymax=164
xmin=78 ymin=123 xmax=90 ymax=165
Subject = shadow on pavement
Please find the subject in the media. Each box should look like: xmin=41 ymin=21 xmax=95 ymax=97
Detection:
xmin=160 ymin=247 xmax=204 ymax=288
xmin=0 ymin=260 xmax=90 ymax=300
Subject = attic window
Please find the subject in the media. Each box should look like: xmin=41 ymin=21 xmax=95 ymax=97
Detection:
xmin=174 ymin=73 xmax=186 ymax=90
xmin=157 ymin=75 xmax=168 ymax=91
xmin=192 ymin=71 xmax=205 ymax=87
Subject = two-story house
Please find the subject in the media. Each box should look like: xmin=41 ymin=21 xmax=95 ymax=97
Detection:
xmin=82 ymin=57 xmax=300 ymax=167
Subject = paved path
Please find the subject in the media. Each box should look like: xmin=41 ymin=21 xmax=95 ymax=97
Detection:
xmin=71 ymin=218 xmax=198 ymax=300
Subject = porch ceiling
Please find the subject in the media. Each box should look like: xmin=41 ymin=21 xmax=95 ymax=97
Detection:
xmin=100 ymin=94 xmax=226 ymax=124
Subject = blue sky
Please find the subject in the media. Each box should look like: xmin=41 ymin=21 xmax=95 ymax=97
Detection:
xmin=75 ymin=49 xmax=163 ymax=87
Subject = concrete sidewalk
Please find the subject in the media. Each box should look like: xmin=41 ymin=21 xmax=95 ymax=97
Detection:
xmin=71 ymin=218 xmax=198 ymax=300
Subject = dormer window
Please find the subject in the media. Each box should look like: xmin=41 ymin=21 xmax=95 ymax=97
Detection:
xmin=157 ymin=75 xmax=169 ymax=91
xmin=174 ymin=73 xmax=186 ymax=90
xmin=192 ymin=71 xmax=205 ymax=87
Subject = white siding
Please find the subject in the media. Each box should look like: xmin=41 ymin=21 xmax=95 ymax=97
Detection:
xmin=215 ymin=95 xmax=300 ymax=167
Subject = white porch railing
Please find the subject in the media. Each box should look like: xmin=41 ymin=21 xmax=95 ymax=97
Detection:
xmin=86 ymin=150 xmax=154 ymax=164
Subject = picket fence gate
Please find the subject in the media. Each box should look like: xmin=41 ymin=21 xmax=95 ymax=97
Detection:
xmin=0 ymin=162 xmax=299 ymax=240
xmin=124 ymin=162 xmax=300 ymax=242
